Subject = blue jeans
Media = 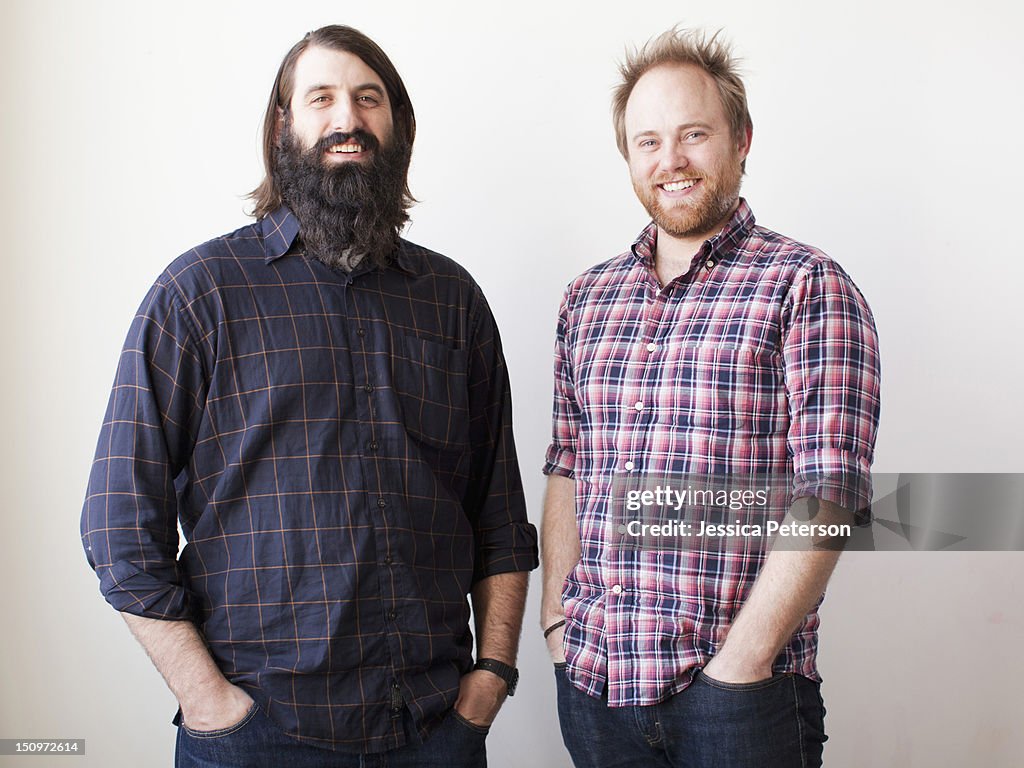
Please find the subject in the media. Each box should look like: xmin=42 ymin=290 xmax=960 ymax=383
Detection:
xmin=555 ymin=663 xmax=826 ymax=768
xmin=175 ymin=704 xmax=488 ymax=767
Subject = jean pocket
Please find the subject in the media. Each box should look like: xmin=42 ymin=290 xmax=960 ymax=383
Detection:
xmin=451 ymin=709 xmax=491 ymax=736
xmin=695 ymin=670 xmax=790 ymax=692
xmin=181 ymin=702 xmax=259 ymax=739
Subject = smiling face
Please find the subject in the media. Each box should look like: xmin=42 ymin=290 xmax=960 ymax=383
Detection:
xmin=624 ymin=63 xmax=750 ymax=244
xmin=284 ymin=45 xmax=394 ymax=165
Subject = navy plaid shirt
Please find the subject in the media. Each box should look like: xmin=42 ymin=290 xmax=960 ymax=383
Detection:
xmin=81 ymin=207 xmax=538 ymax=753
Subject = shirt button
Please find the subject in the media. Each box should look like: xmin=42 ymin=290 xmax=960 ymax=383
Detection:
xmin=610 ymin=585 xmax=623 ymax=595
xmin=356 ymin=328 xmax=366 ymax=337
xmin=624 ymin=460 xmax=635 ymax=471
xmin=706 ymin=259 xmax=715 ymax=269
xmin=368 ymin=441 xmax=379 ymax=452
xmin=387 ymin=610 xmax=397 ymax=620
xmin=646 ymin=343 xmax=657 ymax=353
xmin=363 ymin=384 xmax=374 ymax=393
xmin=377 ymin=498 xmax=387 ymax=508
xmin=383 ymin=555 xmax=393 ymax=565
xmin=634 ymin=401 xmax=644 ymax=411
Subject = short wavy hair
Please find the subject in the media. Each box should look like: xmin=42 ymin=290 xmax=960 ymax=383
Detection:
xmin=612 ymin=27 xmax=752 ymax=164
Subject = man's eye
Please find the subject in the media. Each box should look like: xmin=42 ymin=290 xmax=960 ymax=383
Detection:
xmin=311 ymin=95 xmax=330 ymax=104
xmin=685 ymin=132 xmax=706 ymax=141
xmin=357 ymin=95 xmax=380 ymax=105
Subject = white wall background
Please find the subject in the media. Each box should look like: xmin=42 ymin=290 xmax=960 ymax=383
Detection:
xmin=1 ymin=0 xmax=1022 ymax=765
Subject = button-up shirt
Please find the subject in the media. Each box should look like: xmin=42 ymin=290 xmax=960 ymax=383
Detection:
xmin=544 ymin=200 xmax=880 ymax=706
xmin=82 ymin=207 xmax=538 ymax=752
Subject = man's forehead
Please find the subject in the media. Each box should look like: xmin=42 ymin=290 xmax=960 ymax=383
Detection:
xmin=292 ymin=45 xmax=386 ymax=92
xmin=625 ymin=63 xmax=723 ymax=125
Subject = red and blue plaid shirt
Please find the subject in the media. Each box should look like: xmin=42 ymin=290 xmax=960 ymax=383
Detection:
xmin=544 ymin=200 xmax=880 ymax=706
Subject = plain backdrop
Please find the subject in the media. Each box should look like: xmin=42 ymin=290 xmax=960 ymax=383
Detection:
xmin=1 ymin=0 xmax=1022 ymax=765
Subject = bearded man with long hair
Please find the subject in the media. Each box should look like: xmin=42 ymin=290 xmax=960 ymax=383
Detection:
xmin=82 ymin=25 xmax=536 ymax=768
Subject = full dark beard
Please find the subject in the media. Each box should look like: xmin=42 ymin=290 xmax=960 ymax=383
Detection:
xmin=275 ymin=120 xmax=412 ymax=271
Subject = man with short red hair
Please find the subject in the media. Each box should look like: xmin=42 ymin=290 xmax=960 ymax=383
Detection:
xmin=541 ymin=27 xmax=880 ymax=768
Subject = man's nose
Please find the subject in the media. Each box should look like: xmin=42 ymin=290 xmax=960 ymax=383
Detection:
xmin=657 ymin=142 xmax=689 ymax=173
xmin=329 ymin=98 xmax=364 ymax=134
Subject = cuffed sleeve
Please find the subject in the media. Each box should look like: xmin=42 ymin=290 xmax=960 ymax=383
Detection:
xmin=472 ymin=521 xmax=540 ymax=581
xmin=783 ymin=259 xmax=881 ymax=515
xmin=81 ymin=278 xmax=207 ymax=620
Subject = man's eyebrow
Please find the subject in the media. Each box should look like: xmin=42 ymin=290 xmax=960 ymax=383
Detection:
xmin=303 ymin=83 xmax=386 ymax=98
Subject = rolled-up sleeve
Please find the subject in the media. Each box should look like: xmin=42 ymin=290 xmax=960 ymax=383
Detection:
xmin=81 ymin=278 xmax=206 ymax=620
xmin=463 ymin=294 xmax=538 ymax=583
xmin=543 ymin=289 xmax=579 ymax=478
xmin=783 ymin=259 xmax=881 ymax=516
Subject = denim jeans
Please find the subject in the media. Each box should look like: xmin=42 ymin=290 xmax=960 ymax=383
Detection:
xmin=175 ymin=703 xmax=488 ymax=767
xmin=555 ymin=663 xmax=826 ymax=768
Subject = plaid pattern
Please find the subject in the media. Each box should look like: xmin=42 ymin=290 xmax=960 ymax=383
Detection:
xmin=82 ymin=206 xmax=538 ymax=753
xmin=544 ymin=200 xmax=880 ymax=706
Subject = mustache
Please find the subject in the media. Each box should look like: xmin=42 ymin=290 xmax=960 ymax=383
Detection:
xmin=312 ymin=130 xmax=380 ymax=155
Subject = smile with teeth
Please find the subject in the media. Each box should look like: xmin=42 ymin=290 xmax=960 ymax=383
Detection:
xmin=328 ymin=143 xmax=363 ymax=153
xmin=660 ymin=179 xmax=699 ymax=192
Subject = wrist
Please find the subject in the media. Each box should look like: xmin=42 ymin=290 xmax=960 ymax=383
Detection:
xmin=540 ymin=605 xmax=565 ymax=629
xmin=474 ymin=658 xmax=519 ymax=696
xmin=179 ymin=674 xmax=243 ymax=715
xmin=543 ymin=619 xmax=566 ymax=639
xmin=715 ymin=634 xmax=776 ymax=670
xmin=544 ymin=624 xmax=567 ymax=664
xmin=175 ymin=669 xmax=227 ymax=706
xmin=707 ymin=646 xmax=774 ymax=680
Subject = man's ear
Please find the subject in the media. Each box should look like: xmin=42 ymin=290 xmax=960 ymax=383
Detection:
xmin=737 ymin=123 xmax=753 ymax=162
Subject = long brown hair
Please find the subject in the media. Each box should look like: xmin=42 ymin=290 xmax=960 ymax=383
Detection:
xmin=248 ymin=25 xmax=417 ymax=218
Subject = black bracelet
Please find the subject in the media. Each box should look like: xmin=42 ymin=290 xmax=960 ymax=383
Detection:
xmin=543 ymin=619 xmax=566 ymax=639
xmin=474 ymin=658 xmax=519 ymax=696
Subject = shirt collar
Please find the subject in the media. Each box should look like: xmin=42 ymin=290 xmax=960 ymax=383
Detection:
xmin=630 ymin=197 xmax=756 ymax=268
xmin=259 ymin=204 xmax=419 ymax=275
xmin=260 ymin=205 xmax=301 ymax=263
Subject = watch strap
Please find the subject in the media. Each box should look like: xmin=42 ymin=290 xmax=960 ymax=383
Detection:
xmin=474 ymin=657 xmax=519 ymax=696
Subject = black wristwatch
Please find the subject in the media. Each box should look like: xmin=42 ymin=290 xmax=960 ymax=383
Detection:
xmin=474 ymin=658 xmax=519 ymax=696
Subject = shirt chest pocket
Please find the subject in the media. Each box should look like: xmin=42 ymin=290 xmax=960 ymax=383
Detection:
xmin=392 ymin=334 xmax=471 ymax=450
